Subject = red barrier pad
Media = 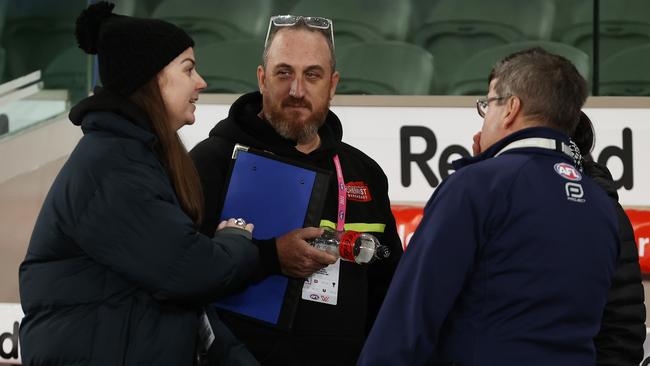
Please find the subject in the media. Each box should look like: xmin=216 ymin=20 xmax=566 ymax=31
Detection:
xmin=391 ymin=205 xmax=650 ymax=272
xmin=627 ymin=209 xmax=650 ymax=273
xmin=391 ymin=204 xmax=424 ymax=250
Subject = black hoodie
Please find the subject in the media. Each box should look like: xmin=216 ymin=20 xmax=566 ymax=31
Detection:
xmin=190 ymin=92 xmax=403 ymax=364
xmin=585 ymin=161 xmax=646 ymax=366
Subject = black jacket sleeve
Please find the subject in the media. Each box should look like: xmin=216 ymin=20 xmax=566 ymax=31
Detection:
xmin=586 ymin=161 xmax=646 ymax=366
xmin=594 ymin=202 xmax=646 ymax=366
xmin=71 ymin=164 xmax=259 ymax=303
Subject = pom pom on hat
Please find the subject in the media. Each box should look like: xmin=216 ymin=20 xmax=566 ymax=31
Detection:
xmin=74 ymin=1 xmax=194 ymax=96
xmin=75 ymin=1 xmax=116 ymax=54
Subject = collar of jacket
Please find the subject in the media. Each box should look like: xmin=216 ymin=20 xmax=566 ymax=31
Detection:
xmin=453 ymin=127 xmax=572 ymax=170
xmin=209 ymin=91 xmax=343 ymax=158
xmin=68 ymin=86 xmax=157 ymax=147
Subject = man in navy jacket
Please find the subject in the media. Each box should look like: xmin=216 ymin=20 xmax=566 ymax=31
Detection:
xmin=358 ymin=48 xmax=619 ymax=366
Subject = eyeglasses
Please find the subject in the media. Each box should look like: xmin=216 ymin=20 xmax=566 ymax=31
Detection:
xmin=476 ymin=96 xmax=509 ymax=118
xmin=264 ymin=15 xmax=335 ymax=49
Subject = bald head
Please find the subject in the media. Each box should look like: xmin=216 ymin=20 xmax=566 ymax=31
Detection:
xmin=263 ymin=23 xmax=335 ymax=73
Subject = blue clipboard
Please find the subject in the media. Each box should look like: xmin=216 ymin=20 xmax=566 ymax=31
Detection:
xmin=213 ymin=144 xmax=330 ymax=329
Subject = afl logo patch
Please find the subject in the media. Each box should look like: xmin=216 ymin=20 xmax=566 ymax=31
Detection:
xmin=554 ymin=162 xmax=582 ymax=181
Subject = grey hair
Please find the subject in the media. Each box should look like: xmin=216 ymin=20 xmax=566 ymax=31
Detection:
xmin=488 ymin=47 xmax=588 ymax=135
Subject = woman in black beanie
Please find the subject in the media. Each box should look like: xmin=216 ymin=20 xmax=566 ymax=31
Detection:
xmin=19 ymin=2 xmax=259 ymax=365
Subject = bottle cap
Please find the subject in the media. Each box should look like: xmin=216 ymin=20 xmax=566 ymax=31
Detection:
xmin=376 ymin=245 xmax=391 ymax=259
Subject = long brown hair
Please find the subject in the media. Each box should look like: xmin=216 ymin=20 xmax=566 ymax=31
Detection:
xmin=130 ymin=78 xmax=204 ymax=225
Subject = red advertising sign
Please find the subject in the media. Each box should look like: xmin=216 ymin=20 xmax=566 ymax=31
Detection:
xmin=392 ymin=205 xmax=650 ymax=274
xmin=391 ymin=204 xmax=424 ymax=250
xmin=627 ymin=209 xmax=650 ymax=273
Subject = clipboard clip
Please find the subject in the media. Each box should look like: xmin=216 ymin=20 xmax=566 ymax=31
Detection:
xmin=232 ymin=143 xmax=250 ymax=159
xmin=232 ymin=144 xmax=277 ymax=160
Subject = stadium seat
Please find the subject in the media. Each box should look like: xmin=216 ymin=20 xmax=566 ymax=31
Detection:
xmin=112 ymin=0 xmax=151 ymax=17
xmin=558 ymin=0 xmax=650 ymax=60
xmin=194 ymin=40 xmax=264 ymax=94
xmin=599 ymin=43 xmax=650 ymax=96
xmin=336 ymin=41 xmax=434 ymax=95
xmin=139 ymin=0 xmax=163 ymax=15
xmin=0 ymin=1 xmax=8 ymax=41
xmin=43 ymin=46 xmax=90 ymax=103
xmin=1 ymin=0 xmax=85 ymax=81
xmin=290 ymin=0 xmax=412 ymax=47
xmin=271 ymin=0 xmax=299 ymax=14
xmin=448 ymin=41 xmax=590 ymax=95
xmin=550 ymin=0 xmax=591 ymax=42
xmin=0 ymin=47 xmax=6 ymax=84
xmin=152 ymin=0 xmax=272 ymax=46
xmin=411 ymin=0 xmax=555 ymax=93
xmin=409 ymin=0 xmax=438 ymax=35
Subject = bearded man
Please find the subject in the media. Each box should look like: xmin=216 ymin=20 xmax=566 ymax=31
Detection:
xmin=190 ymin=15 xmax=402 ymax=366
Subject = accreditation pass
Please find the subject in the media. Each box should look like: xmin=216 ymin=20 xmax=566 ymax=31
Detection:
xmin=302 ymin=259 xmax=340 ymax=305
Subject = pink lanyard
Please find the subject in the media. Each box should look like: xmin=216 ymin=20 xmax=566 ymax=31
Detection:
xmin=333 ymin=155 xmax=346 ymax=232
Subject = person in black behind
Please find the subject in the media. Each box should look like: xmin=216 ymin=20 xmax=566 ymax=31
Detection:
xmin=19 ymin=2 xmax=259 ymax=365
xmin=572 ymin=111 xmax=646 ymax=366
xmin=190 ymin=15 xmax=403 ymax=365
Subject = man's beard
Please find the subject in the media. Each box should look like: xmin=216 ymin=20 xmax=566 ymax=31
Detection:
xmin=264 ymin=95 xmax=329 ymax=144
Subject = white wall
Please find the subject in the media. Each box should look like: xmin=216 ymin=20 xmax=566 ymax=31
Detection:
xmin=180 ymin=97 xmax=650 ymax=207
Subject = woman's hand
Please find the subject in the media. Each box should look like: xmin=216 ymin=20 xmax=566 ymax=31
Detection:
xmin=217 ymin=218 xmax=254 ymax=233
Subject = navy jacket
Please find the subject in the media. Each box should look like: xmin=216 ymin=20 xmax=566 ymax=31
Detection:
xmin=19 ymin=89 xmax=259 ymax=365
xmin=358 ymin=127 xmax=619 ymax=366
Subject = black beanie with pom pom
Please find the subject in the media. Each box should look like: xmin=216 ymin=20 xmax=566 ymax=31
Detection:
xmin=75 ymin=1 xmax=194 ymax=96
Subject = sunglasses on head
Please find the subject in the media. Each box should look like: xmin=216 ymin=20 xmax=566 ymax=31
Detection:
xmin=264 ymin=15 xmax=334 ymax=49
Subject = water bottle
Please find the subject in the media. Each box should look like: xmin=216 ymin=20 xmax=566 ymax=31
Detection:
xmin=309 ymin=228 xmax=391 ymax=264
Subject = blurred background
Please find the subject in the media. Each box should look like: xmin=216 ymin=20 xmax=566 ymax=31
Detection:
xmin=0 ymin=0 xmax=649 ymax=364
